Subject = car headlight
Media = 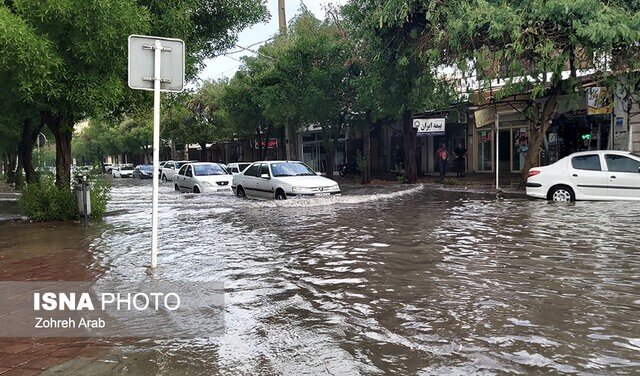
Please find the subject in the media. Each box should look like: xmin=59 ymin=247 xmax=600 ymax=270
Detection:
xmin=292 ymin=186 xmax=308 ymax=192
xmin=328 ymin=184 xmax=339 ymax=191
xmin=203 ymin=182 xmax=214 ymax=187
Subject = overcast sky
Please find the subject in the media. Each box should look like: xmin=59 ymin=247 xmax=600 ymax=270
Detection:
xmin=197 ymin=0 xmax=349 ymax=83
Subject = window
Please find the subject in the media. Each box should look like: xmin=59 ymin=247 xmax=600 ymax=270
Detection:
xmin=571 ymin=155 xmax=601 ymax=171
xmin=165 ymin=163 xmax=174 ymax=169
xmin=605 ymin=154 xmax=640 ymax=173
xmin=177 ymin=165 xmax=188 ymax=176
xmin=231 ymin=167 xmax=239 ymax=173
xmin=271 ymin=162 xmax=316 ymax=177
xmin=194 ymin=163 xmax=226 ymax=176
xmin=260 ymin=163 xmax=270 ymax=177
xmin=185 ymin=166 xmax=193 ymax=177
xmin=244 ymin=164 xmax=260 ymax=177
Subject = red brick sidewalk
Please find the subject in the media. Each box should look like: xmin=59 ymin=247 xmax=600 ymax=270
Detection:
xmin=0 ymin=221 xmax=109 ymax=375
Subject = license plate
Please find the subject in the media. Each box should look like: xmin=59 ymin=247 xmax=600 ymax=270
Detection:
xmin=316 ymin=193 xmax=330 ymax=197
xmin=217 ymin=188 xmax=230 ymax=192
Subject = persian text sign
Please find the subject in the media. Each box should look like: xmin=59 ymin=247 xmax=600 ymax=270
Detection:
xmin=0 ymin=281 xmax=224 ymax=337
xmin=413 ymin=118 xmax=446 ymax=136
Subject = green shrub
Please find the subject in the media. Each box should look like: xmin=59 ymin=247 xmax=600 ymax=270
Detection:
xmin=392 ymin=163 xmax=407 ymax=184
xmin=19 ymin=175 xmax=77 ymax=221
xmin=87 ymin=171 xmax=110 ymax=219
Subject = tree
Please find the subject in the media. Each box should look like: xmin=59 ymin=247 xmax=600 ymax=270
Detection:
xmin=3 ymin=0 xmax=268 ymax=188
xmin=162 ymin=81 xmax=230 ymax=161
xmin=342 ymin=0 xmax=454 ymax=183
xmin=431 ymin=0 xmax=640 ymax=181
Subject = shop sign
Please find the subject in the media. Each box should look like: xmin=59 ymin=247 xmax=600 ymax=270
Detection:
xmin=474 ymin=107 xmax=496 ymax=128
xmin=586 ymin=87 xmax=613 ymax=115
xmin=255 ymin=138 xmax=278 ymax=149
xmin=413 ymin=118 xmax=446 ymax=136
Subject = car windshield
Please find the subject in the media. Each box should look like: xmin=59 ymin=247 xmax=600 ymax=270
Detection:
xmin=194 ymin=164 xmax=227 ymax=176
xmin=139 ymin=165 xmax=153 ymax=171
xmin=175 ymin=162 xmax=189 ymax=169
xmin=271 ymin=162 xmax=316 ymax=177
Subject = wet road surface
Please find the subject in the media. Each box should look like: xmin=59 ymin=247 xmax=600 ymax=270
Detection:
xmin=4 ymin=177 xmax=640 ymax=375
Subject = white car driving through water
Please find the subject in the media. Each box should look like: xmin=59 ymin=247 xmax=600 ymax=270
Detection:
xmin=173 ymin=162 xmax=233 ymax=194
xmin=232 ymin=161 xmax=341 ymax=200
xmin=526 ymin=150 xmax=640 ymax=201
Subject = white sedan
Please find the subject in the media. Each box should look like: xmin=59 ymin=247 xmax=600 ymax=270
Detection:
xmin=173 ymin=162 xmax=233 ymax=194
xmin=526 ymin=150 xmax=640 ymax=201
xmin=232 ymin=161 xmax=341 ymax=200
xmin=161 ymin=160 xmax=193 ymax=182
xmin=112 ymin=164 xmax=134 ymax=178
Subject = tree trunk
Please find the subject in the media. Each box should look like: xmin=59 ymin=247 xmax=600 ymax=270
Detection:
xmin=325 ymin=136 xmax=335 ymax=178
xmin=521 ymin=91 xmax=561 ymax=183
xmin=18 ymin=118 xmax=43 ymax=183
xmin=5 ymin=151 xmax=18 ymax=185
xmin=402 ymin=109 xmax=417 ymax=183
xmin=44 ymin=111 xmax=73 ymax=188
xmin=361 ymin=114 xmax=372 ymax=184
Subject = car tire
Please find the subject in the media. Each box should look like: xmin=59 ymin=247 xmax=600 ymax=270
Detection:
xmin=275 ymin=189 xmax=287 ymax=200
xmin=174 ymin=184 xmax=180 ymax=192
xmin=549 ymin=185 xmax=575 ymax=202
xmin=193 ymin=186 xmax=200 ymax=194
xmin=236 ymin=186 xmax=246 ymax=198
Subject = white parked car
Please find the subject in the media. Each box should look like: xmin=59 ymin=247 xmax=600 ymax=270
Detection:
xmin=232 ymin=161 xmax=341 ymax=200
xmin=227 ymin=162 xmax=252 ymax=175
xmin=160 ymin=160 xmax=193 ymax=182
xmin=112 ymin=164 xmax=134 ymax=178
xmin=526 ymin=150 xmax=640 ymax=201
xmin=173 ymin=162 xmax=233 ymax=194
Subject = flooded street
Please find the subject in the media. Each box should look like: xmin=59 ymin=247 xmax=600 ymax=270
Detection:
xmin=60 ymin=177 xmax=638 ymax=375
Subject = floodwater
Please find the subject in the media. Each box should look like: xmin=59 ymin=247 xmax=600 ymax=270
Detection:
xmin=7 ymin=177 xmax=640 ymax=374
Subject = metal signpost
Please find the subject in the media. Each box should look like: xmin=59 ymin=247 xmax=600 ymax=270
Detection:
xmin=128 ymin=35 xmax=185 ymax=269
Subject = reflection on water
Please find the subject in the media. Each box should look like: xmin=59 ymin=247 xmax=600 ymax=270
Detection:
xmin=88 ymin=179 xmax=640 ymax=374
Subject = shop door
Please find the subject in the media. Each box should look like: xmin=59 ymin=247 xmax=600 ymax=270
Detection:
xmin=477 ymin=130 xmax=493 ymax=171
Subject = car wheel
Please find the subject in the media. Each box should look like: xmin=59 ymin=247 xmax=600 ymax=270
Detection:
xmin=275 ymin=189 xmax=287 ymax=200
xmin=549 ymin=186 xmax=574 ymax=202
xmin=236 ymin=186 xmax=246 ymax=198
xmin=193 ymin=186 xmax=200 ymax=194
xmin=174 ymin=184 xmax=180 ymax=192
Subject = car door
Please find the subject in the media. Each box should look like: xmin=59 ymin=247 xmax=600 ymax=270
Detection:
xmin=175 ymin=165 xmax=188 ymax=191
xmin=163 ymin=162 xmax=173 ymax=180
xmin=241 ymin=163 xmax=261 ymax=198
xmin=255 ymin=163 xmax=273 ymax=199
xmin=604 ymin=154 xmax=640 ymax=199
xmin=568 ymin=154 xmax=608 ymax=199
xmin=184 ymin=165 xmax=196 ymax=192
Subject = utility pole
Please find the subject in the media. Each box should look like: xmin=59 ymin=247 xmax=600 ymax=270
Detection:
xmin=278 ymin=0 xmax=287 ymax=34
xmin=279 ymin=0 xmax=296 ymax=160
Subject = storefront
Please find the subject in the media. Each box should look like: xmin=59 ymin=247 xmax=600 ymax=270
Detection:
xmin=472 ymin=110 xmax=530 ymax=173
xmin=297 ymin=125 xmax=346 ymax=173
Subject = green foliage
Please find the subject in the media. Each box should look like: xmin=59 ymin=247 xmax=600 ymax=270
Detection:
xmin=85 ymin=169 xmax=110 ymax=220
xmin=392 ymin=163 xmax=407 ymax=184
xmin=162 ymin=80 xmax=230 ymax=146
xmin=19 ymin=175 xmax=77 ymax=221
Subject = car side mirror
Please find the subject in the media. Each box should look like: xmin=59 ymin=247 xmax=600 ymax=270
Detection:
xmin=260 ymin=173 xmax=270 ymax=179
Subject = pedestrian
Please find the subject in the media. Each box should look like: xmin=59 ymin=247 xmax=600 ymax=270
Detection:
xmin=453 ymin=143 xmax=466 ymax=177
xmin=436 ymin=143 xmax=449 ymax=183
